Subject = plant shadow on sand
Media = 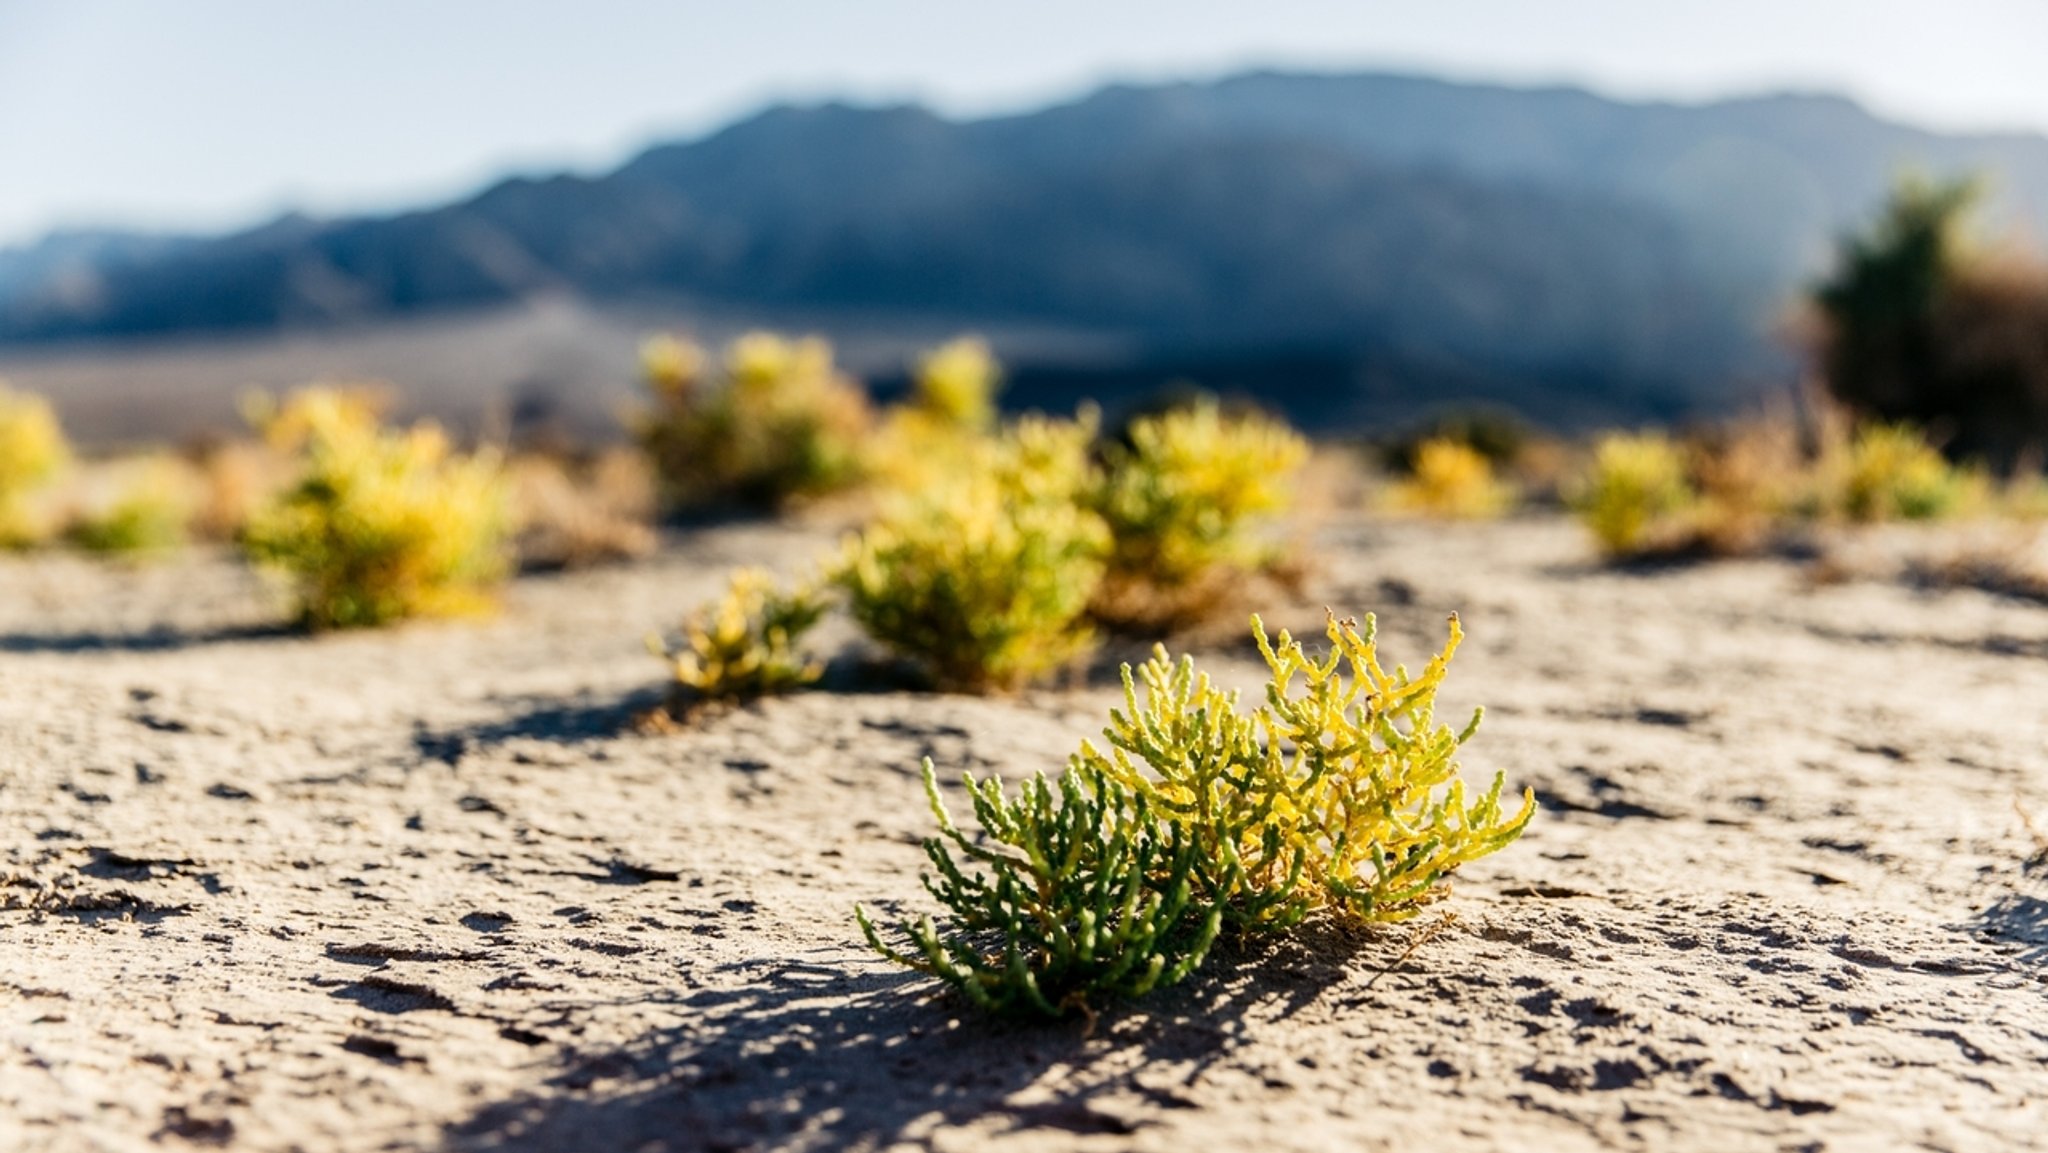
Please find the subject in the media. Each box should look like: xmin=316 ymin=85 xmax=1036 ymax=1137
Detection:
xmin=442 ymin=921 xmax=1391 ymax=1152
xmin=0 ymin=621 xmax=294 ymax=654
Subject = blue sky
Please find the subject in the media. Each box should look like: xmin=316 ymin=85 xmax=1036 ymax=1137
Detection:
xmin=4 ymin=0 xmax=2047 ymax=245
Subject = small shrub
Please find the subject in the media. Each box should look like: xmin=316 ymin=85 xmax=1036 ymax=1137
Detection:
xmin=867 ymin=337 xmax=1003 ymax=497
xmin=860 ymin=612 xmax=1534 ymax=1018
xmin=1382 ymin=437 xmax=1516 ymax=520
xmin=653 ymin=567 xmax=830 ymax=705
xmin=1826 ymin=422 xmax=1977 ymax=523
xmin=242 ymin=386 xmax=513 ymax=630
xmin=509 ymin=450 xmax=657 ymax=571
xmin=635 ymin=331 xmax=872 ymax=513
xmin=0 ymin=384 xmax=70 ymax=548
xmin=1091 ymin=399 xmax=1308 ymax=632
xmin=65 ymin=457 xmax=196 ymax=556
xmin=835 ymin=415 xmax=1108 ymax=692
xmin=1569 ymin=432 xmax=1695 ymax=557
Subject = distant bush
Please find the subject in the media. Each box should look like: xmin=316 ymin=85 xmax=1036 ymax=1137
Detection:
xmin=867 ymin=337 xmax=1003 ymax=497
xmin=0 ymin=384 xmax=69 ymax=548
xmin=653 ymin=567 xmax=830 ymax=706
xmin=1382 ymin=437 xmax=1516 ymax=521
xmin=1814 ymin=177 xmax=2048 ymax=470
xmin=1569 ymin=432 xmax=1695 ymax=557
xmin=636 ymin=332 xmax=872 ymax=513
xmin=1824 ymin=422 xmax=1979 ymax=523
xmin=509 ymin=449 xmax=657 ymax=571
xmin=860 ymin=612 xmax=1533 ymax=1018
xmin=1090 ymin=399 xmax=1308 ymax=632
xmin=835 ymin=415 xmax=1108 ymax=692
xmin=242 ymin=387 xmax=513 ymax=630
xmin=65 ymin=456 xmax=196 ymax=556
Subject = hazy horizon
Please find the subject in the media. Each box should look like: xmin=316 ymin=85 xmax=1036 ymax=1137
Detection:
xmin=5 ymin=0 xmax=2048 ymax=247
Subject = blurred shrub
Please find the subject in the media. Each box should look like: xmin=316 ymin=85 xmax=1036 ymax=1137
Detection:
xmin=868 ymin=337 xmax=1003 ymax=496
xmin=835 ymin=415 xmax=1108 ymax=692
xmin=242 ymin=386 xmax=513 ymax=630
xmin=509 ymin=449 xmax=657 ymax=571
xmin=1823 ymin=422 xmax=1979 ymax=523
xmin=0 ymin=384 xmax=70 ymax=548
xmin=1382 ymin=437 xmax=1516 ymax=520
xmin=860 ymin=612 xmax=1532 ymax=1018
xmin=654 ymin=567 xmax=829 ymax=706
xmin=636 ymin=331 xmax=872 ymax=513
xmin=1569 ymin=432 xmax=1696 ymax=557
xmin=1090 ymin=398 xmax=1308 ymax=632
xmin=1680 ymin=418 xmax=1805 ymax=557
xmin=65 ymin=456 xmax=197 ymax=556
xmin=1381 ymin=407 xmax=1529 ymax=474
xmin=1814 ymin=177 xmax=2048 ymax=469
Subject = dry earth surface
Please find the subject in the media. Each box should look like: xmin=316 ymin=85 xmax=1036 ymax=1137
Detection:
xmin=3 ymin=515 xmax=2047 ymax=1152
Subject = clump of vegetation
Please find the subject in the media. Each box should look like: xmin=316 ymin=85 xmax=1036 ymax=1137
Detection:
xmin=835 ymin=414 xmax=1108 ymax=693
xmin=653 ymin=567 xmax=830 ymax=705
xmin=1090 ymin=399 xmax=1308 ymax=632
xmin=0 ymin=384 xmax=70 ymax=548
xmin=509 ymin=449 xmax=657 ymax=571
xmin=635 ymin=332 xmax=872 ymax=513
xmin=1569 ymin=432 xmax=1696 ymax=557
xmin=1823 ymin=422 xmax=1978 ymax=523
xmin=1813 ymin=177 xmax=2048 ymax=471
xmin=242 ymin=386 xmax=514 ymax=630
xmin=65 ymin=456 xmax=196 ymax=556
xmin=867 ymin=337 xmax=1004 ymax=496
xmin=860 ymin=612 xmax=1534 ymax=1018
xmin=1382 ymin=437 xmax=1516 ymax=520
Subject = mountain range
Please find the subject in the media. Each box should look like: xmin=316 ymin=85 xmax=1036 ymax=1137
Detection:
xmin=6 ymin=70 xmax=2048 ymax=426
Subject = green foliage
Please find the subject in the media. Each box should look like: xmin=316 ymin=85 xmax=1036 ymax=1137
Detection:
xmin=66 ymin=458 xmax=194 ymax=556
xmin=858 ymin=759 xmax=1222 ymax=1017
xmin=654 ymin=567 xmax=829 ymax=703
xmin=1383 ymin=437 xmax=1516 ymax=520
xmin=242 ymin=387 xmax=514 ymax=630
xmin=635 ymin=331 xmax=872 ymax=512
xmin=1814 ymin=176 xmax=2048 ymax=469
xmin=1091 ymin=399 xmax=1308 ymax=631
xmin=1569 ymin=432 xmax=1696 ymax=557
xmin=861 ymin=613 xmax=1534 ymax=1018
xmin=1826 ymin=422 xmax=1977 ymax=523
xmin=835 ymin=415 xmax=1109 ymax=692
xmin=0 ymin=384 xmax=70 ymax=548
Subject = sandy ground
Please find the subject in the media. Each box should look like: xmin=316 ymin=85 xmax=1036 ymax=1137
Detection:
xmin=3 ymin=515 xmax=2047 ymax=1152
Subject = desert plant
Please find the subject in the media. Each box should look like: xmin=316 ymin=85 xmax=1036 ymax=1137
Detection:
xmin=858 ymin=759 xmax=1222 ymax=1018
xmin=1382 ymin=437 xmax=1516 ymax=520
xmin=509 ymin=450 xmax=657 ymax=571
xmin=65 ymin=456 xmax=196 ymax=556
xmin=909 ymin=336 xmax=1001 ymax=433
xmin=1824 ymin=422 xmax=1978 ymax=523
xmin=860 ymin=612 xmax=1533 ymax=1018
xmin=836 ymin=414 xmax=1108 ymax=692
xmin=653 ymin=567 xmax=830 ymax=705
xmin=866 ymin=338 xmax=1004 ymax=497
xmin=635 ymin=331 xmax=872 ymax=512
xmin=1090 ymin=398 xmax=1308 ymax=631
xmin=0 ymin=384 xmax=70 ymax=548
xmin=1569 ymin=432 xmax=1696 ymax=557
xmin=242 ymin=386 xmax=513 ymax=630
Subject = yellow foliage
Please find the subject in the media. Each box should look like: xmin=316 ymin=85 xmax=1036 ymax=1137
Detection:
xmin=1383 ymin=437 xmax=1515 ymax=520
xmin=912 ymin=336 xmax=1000 ymax=432
xmin=1092 ymin=399 xmax=1308 ymax=631
xmin=1824 ymin=422 xmax=1979 ymax=523
xmin=65 ymin=456 xmax=198 ymax=556
xmin=654 ymin=567 xmax=829 ymax=704
xmin=1569 ymin=432 xmax=1696 ymax=557
xmin=835 ymin=414 xmax=1108 ymax=692
xmin=866 ymin=337 xmax=1005 ymax=496
xmin=242 ymin=386 xmax=514 ymax=630
xmin=860 ymin=611 xmax=1534 ymax=1018
xmin=0 ymin=384 xmax=70 ymax=548
xmin=635 ymin=331 xmax=872 ymax=512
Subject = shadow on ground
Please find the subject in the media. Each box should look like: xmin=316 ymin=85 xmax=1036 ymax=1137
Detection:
xmin=443 ymin=924 xmax=1377 ymax=1151
xmin=0 ymin=621 xmax=292 ymax=654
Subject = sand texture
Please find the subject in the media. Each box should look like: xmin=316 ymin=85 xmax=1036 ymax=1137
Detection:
xmin=3 ymin=516 xmax=2046 ymax=1152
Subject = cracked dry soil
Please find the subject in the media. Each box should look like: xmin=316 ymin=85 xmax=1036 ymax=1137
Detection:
xmin=3 ymin=516 xmax=2046 ymax=1151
